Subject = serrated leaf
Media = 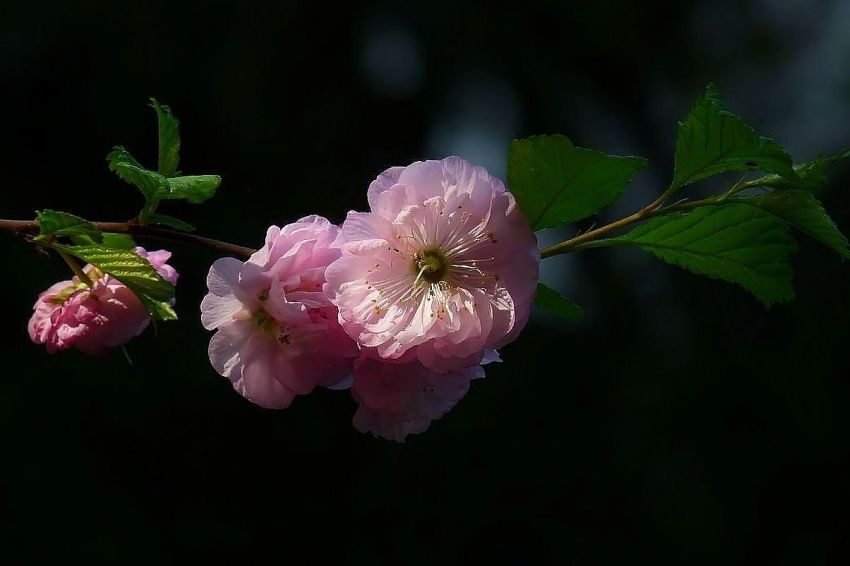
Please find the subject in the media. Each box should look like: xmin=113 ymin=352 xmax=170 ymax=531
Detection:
xmin=52 ymin=244 xmax=176 ymax=321
xmin=37 ymin=210 xmax=102 ymax=242
xmin=610 ymin=204 xmax=797 ymax=305
xmin=107 ymin=146 xmax=168 ymax=201
xmin=672 ymin=84 xmax=795 ymax=189
xmin=150 ymin=98 xmax=181 ymax=177
xmin=748 ymin=191 xmax=849 ymax=259
xmin=754 ymin=148 xmax=850 ymax=192
xmin=533 ymin=283 xmax=584 ymax=321
xmin=508 ymin=134 xmax=647 ymax=230
xmin=149 ymin=213 xmax=195 ymax=232
xmin=162 ymin=175 xmax=220 ymax=204
xmin=108 ymin=147 xmax=219 ymax=206
xmin=138 ymin=295 xmax=178 ymax=321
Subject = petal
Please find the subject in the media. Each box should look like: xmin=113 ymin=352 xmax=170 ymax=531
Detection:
xmin=366 ymin=166 xmax=405 ymax=211
xmin=351 ymin=358 xmax=481 ymax=442
xmin=342 ymin=211 xmax=396 ymax=244
xmin=208 ymin=322 xmax=252 ymax=379
xmin=201 ymin=293 xmax=244 ymax=330
xmin=206 ymin=257 xmax=244 ymax=296
xmin=264 ymin=281 xmax=309 ymax=324
xmin=247 ymin=225 xmax=281 ymax=269
xmin=240 ymin=334 xmax=297 ymax=409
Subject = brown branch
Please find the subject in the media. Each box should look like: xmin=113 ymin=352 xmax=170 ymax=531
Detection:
xmin=0 ymin=219 xmax=255 ymax=259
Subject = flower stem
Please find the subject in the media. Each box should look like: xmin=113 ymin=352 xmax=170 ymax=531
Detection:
xmin=0 ymin=219 xmax=255 ymax=259
xmin=56 ymin=249 xmax=93 ymax=286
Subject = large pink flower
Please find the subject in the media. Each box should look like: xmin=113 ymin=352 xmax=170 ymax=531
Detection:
xmin=202 ymin=216 xmax=359 ymax=409
xmin=325 ymin=157 xmax=539 ymax=372
xmin=351 ymin=356 xmax=485 ymax=442
xmin=28 ymin=247 xmax=178 ymax=355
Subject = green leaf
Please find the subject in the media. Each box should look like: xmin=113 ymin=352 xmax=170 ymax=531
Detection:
xmin=609 ymin=204 xmax=797 ymax=305
xmin=672 ymin=84 xmax=795 ymax=189
xmin=748 ymin=191 xmax=849 ymax=259
xmin=52 ymin=244 xmax=176 ymax=321
xmin=107 ymin=146 xmax=168 ymax=201
xmin=36 ymin=210 xmax=102 ymax=242
xmin=102 ymin=233 xmax=138 ymax=250
xmin=533 ymin=283 xmax=584 ymax=321
xmin=508 ymin=134 xmax=647 ymax=230
xmin=150 ymin=98 xmax=181 ymax=177
xmin=149 ymin=213 xmax=195 ymax=232
xmin=138 ymin=296 xmax=178 ymax=321
xmin=162 ymin=175 xmax=221 ymax=204
xmin=752 ymin=148 xmax=850 ymax=191
xmin=70 ymin=233 xmax=138 ymax=249
xmin=108 ymin=147 xmax=219 ymax=206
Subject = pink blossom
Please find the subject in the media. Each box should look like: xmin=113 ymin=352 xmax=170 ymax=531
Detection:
xmin=351 ymin=357 xmax=485 ymax=442
xmin=202 ymin=216 xmax=359 ymax=409
xmin=325 ymin=157 xmax=539 ymax=372
xmin=28 ymin=247 xmax=178 ymax=355
xmin=134 ymin=247 xmax=179 ymax=286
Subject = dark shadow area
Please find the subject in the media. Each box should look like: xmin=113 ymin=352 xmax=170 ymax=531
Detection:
xmin=1 ymin=1 xmax=849 ymax=563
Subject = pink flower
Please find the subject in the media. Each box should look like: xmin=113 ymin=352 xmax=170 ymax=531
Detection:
xmin=351 ymin=357 xmax=485 ymax=442
xmin=134 ymin=247 xmax=179 ymax=286
xmin=202 ymin=216 xmax=359 ymax=409
xmin=28 ymin=247 xmax=178 ymax=355
xmin=325 ymin=157 xmax=539 ymax=372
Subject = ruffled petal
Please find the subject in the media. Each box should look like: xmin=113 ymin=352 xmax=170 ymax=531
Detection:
xmin=351 ymin=357 xmax=484 ymax=442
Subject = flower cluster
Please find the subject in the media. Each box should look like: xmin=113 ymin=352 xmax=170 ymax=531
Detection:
xmin=27 ymin=157 xmax=538 ymax=441
xmin=29 ymin=247 xmax=178 ymax=355
xmin=203 ymin=157 xmax=539 ymax=440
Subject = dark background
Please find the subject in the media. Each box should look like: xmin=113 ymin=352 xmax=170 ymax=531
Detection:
xmin=2 ymin=1 xmax=849 ymax=563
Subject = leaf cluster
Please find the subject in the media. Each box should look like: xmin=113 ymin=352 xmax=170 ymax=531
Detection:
xmin=509 ymin=84 xmax=849 ymax=316
xmin=32 ymin=100 xmax=220 ymax=321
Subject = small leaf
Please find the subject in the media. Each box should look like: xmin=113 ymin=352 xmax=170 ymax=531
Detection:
xmin=150 ymin=98 xmax=181 ymax=177
xmin=52 ymin=244 xmax=176 ymax=321
xmin=102 ymin=233 xmax=139 ymax=250
xmin=138 ymin=295 xmax=178 ymax=321
xmin=508 ymin=134 xmax=647 ymax=230
xmin=108 ymin=147 xmax=219 ymax=206
xmin=533 ymin=283 xmax=584 ymax=321
xmin=149 ymin=213 xmax=195 ymax=232
xmin=748 ymin=191 xmax=849 ymax=259
xmin=754 ymin=148 xmax=850 ymax=192
xmin=37 ymin=210 xmax=102 ymax=242
xmin=672 ymin=84 xmax=795 ymax=189
xmin=70 ymin=233 xmax=138 ymax=249
xmin=107 ymin=146 xmax=168 ymax=201
xmin=162 ymin=175 xmax=221 ymax=204
xmin=610 ymin=204 xmax=797 ymax=306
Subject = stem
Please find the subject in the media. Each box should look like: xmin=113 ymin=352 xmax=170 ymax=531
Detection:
xmin=0 ymin=175 xmax=773 ymax=264
xmin=57 ymin=249 xmax=93 ymax=286
xmin=540 ymin=177 xmax=767 ymax=259
xmin=0 ymin=219 xmax=255 ymax=259
xmin=540 ymin=184 xmax=680 ymax=258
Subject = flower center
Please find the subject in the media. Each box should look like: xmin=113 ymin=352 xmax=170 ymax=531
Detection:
xmin=252 ymin=309 xmax=277 ymax=334
xmin=414 ymin=245 xmax=449 ymax=283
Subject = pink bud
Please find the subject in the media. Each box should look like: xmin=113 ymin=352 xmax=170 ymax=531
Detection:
xmin=28 ymin=247 xmax=178 ymax=355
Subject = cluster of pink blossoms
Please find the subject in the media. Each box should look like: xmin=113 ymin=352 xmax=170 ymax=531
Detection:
xmin=202 ymin=157 xmax=539 ymax=440
xmin=27 ymin=157 xmax=539 ymax=441
xmin=29 ymin=248 xmax=178 ymax=355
